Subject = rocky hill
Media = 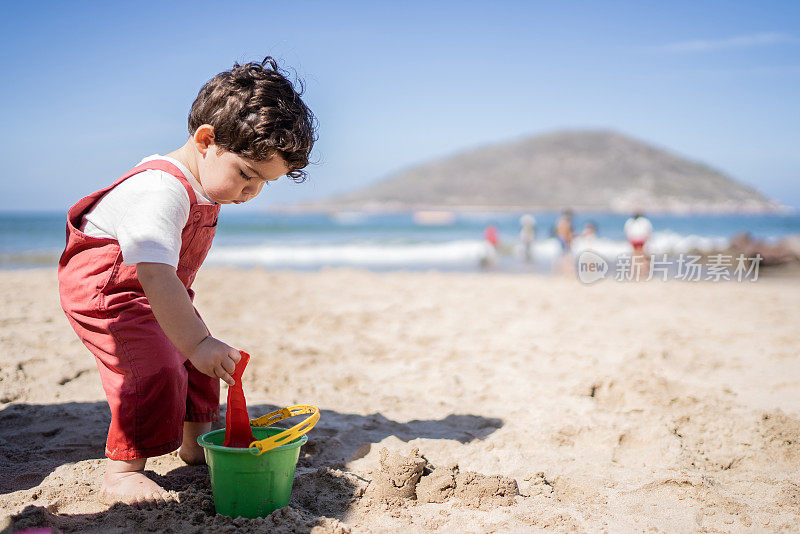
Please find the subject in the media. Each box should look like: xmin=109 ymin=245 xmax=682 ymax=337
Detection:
xmin=304 ymin=130 xmax=780 ymax=213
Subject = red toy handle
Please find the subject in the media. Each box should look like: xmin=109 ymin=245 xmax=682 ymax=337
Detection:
xmin=223 ymin=350 xmax=255 ymax=448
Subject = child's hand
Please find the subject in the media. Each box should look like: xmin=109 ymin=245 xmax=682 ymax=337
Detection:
xmin=187 ymin=336 xmax=242 ymax=386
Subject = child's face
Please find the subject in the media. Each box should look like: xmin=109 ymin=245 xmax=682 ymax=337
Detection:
xmin=192 ymin=126 xmax=290 ymax=204
xmin=198 ymin=149 xmax=289 ymax=204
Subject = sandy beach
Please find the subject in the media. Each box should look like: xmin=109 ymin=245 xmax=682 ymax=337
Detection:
xmin=1 ymin=267 xmax=799 ymax=533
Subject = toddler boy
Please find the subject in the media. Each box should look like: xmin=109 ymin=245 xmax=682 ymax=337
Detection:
xmin=58 ymin=57 xmax=316 ymax=507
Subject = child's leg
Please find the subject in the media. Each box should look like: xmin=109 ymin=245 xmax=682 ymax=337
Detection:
xmin=101 ymin=458 xmax=171 ymax=507
xmin=179 ymin=421 xmax=211 ymax=464
xmin=88 ymin=318 xmax=197 ymax=504
xmin=178 ymin=359 xmax=221 ymax=464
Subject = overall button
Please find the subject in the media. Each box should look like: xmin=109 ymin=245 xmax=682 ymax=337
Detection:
xmin=193 ymin=212 xmax=202 ymax=221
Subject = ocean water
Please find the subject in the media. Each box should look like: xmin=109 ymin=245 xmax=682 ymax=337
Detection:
xmin=2 ymin=211 xmax=799 ymax=271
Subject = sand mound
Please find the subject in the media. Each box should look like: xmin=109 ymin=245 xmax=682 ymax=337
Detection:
xmin=414 ymin=464 xmax=456 ymax=503
xmin=452 ymin=471 xmax=519 ymax=508
xmin=364 ymin=448 xmax=519 ymax=509
xmin=364 ymin=448 xmax=427 ymax=502
xmin=416 ymin=466 xmax=519 ymax=508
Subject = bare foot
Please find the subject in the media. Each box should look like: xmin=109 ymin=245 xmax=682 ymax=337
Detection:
xmin=101 ymin=458 xmax=171 ymax=508
xmin=178 ymin=421 xmax=211 ymax=465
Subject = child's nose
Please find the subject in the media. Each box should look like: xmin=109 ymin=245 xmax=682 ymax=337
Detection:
xmin=243 ymin=183 xmax=259 ymax=195
xmin=241 ymin=182 xmax=264 ymax=200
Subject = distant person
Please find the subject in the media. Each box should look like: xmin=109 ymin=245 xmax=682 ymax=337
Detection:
xmin=58 ymin=58 xmax=316 ymax=506
xmin=624 ymin=212 xmax=653 ymax=273
xmin=554 ymin=210 xmax=574 ymax=252
xmin=553 ymin=210 xmax=575 ymax=275
xmin=480 ymin=225 xmax=500 ymax=269
xmin=484 ymin=225 xmax=500 ymax=248
xmin=579 ymin=221 xmax=598 ymax=241
xmin=518 ymin=214 xmax=536 ymax=263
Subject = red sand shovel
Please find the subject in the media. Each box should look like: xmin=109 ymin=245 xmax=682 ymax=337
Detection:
xmin=220 ymin=349 xmax=320 ymax=453
xmin=222 ymin=350 xmax=255 ymax=448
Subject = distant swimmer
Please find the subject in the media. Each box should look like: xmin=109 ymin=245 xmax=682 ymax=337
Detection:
xmin=624 ymin=212 xmax=652 ymax=253
xmin=552 ymin=210 xmax=575 ymax=276
xmin=484 ymin=225 xmax=500 ymax=248
xmin=579 ymin=221 xmax=598 ymax=241
xmin=481 ymin=225 xmax=500 ymax=269
xmin=519 ymin=214 xmax=536 ymax=263
xmin=554 ymin=210 xmax=574 ymax=253
xmin=624 ymin=212 xmax=653 ymax=273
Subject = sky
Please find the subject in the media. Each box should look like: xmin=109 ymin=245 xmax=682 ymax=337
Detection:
xmin=1 ymin=0 xmax=799 ymax=212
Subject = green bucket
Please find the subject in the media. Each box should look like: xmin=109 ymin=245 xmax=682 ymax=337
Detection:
xmin=197 ymin=426 xmax=307 ymax=518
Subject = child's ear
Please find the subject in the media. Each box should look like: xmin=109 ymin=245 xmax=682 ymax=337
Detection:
xmin=193 ymin=124 xmax=216 ymax=155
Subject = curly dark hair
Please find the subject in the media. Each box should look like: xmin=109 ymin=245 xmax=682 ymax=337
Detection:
xmin=188 ymin=57 xmax=317 ymax=182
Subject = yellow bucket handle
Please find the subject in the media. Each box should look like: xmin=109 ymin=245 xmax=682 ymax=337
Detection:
xmin=248 ymin=404 xmax=320 ymax=455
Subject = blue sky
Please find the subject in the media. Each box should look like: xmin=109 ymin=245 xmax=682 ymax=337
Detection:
xmin=1 ymin=1 xmax=798 ymax=211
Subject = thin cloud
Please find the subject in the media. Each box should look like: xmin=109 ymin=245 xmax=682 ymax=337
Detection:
xmin=653 ymin=32 xmax=797 ymax=53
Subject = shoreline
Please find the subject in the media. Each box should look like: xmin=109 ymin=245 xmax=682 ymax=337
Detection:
xmin=3 ymin=261 xmax=799 ymax=279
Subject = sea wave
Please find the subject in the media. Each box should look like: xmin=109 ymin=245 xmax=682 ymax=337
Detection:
xmin=206 ymin=240 xmax=491 ymax=268
xmin=205 ymin=231 xmax=733 ymax=270
xmin=568 ymin=231 xmax=730 ymax=260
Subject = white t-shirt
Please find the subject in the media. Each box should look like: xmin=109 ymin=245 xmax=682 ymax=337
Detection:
xmin=81 ymin=155 xmax=214 ymax=268
xmin=624 ymin=216 xmax=653 ymax=242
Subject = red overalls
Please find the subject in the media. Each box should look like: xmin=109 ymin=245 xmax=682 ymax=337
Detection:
xmin=58 ymin=160 xmax=221 ymax=460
